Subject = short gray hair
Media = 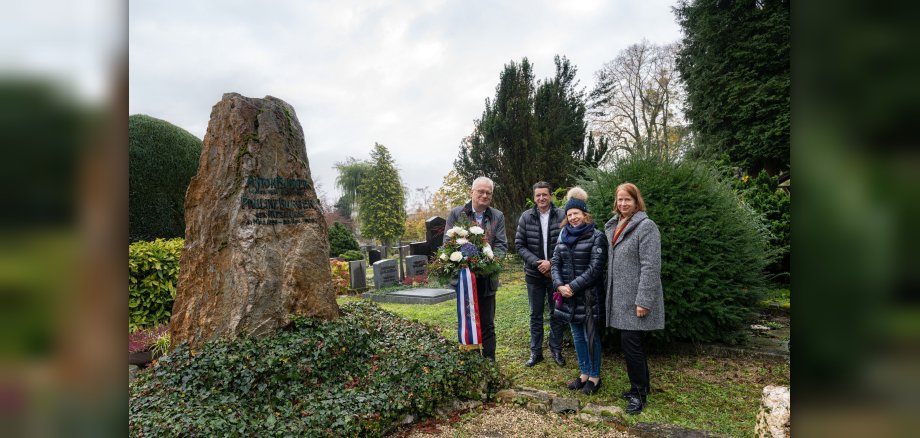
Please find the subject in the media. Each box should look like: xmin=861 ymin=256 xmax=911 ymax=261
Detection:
xmin=471 ymin=176 xmax=495 ymax=190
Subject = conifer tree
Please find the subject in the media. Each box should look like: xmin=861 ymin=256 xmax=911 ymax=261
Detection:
xmin=357 ymin=143 xmax=405 ymax=248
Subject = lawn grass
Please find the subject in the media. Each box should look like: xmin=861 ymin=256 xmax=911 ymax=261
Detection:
xmin=338 ymin=275 xmax=790 ymax=437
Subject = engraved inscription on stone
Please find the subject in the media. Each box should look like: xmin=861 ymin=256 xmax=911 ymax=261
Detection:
xmin=241 ymin=176 xmax=319 ymax=226
xmin=405 ymin=255 xmax=428 ymax=277
xmin=373 ymin=259 xmax=399 ymax=289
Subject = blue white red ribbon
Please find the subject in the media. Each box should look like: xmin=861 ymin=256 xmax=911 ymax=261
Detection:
xmin=456 ymin=267 xmax=482 ymax=346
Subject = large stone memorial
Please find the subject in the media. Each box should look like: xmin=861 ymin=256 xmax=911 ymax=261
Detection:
xmin=404 ymin=255 xmax=428 ymax=277
xmin=372 ymin=259 xmax=399 ymax=289
xmin=169 ymin=93 xmax=339 ymax=349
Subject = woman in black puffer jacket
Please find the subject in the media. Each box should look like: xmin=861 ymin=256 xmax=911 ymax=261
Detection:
xmin=552 ymin=187 xmax=608 ymax=395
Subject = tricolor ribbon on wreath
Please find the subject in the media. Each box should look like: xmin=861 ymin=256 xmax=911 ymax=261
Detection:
xmin=428 ymin=221 xmax=502 ymax=351
xmin=455 ymin=267 xmax=482 ymax=348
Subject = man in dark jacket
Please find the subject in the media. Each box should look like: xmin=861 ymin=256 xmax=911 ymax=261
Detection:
xmin=515 ymin=181 xmax=567 ymax=367
xmin=445 ymin=176 xmax=507 ymax=361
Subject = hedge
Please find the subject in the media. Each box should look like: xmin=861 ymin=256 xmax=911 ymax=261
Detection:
xmin=129 ymin=114 xmax=202 ymax=242
xmin=129 ymin=238 xmax=183 ymax=332
xmin=582 ymin=156 xmax=772 ymax=344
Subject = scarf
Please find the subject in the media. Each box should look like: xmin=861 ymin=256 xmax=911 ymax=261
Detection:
xmin=561 ymin=222 xmax=593 ymax=246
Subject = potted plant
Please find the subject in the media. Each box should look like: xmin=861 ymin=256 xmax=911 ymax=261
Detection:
xmin=129 ymin=324 xmax=169 ymax=367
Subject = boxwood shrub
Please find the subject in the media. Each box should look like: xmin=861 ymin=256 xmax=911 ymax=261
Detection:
xmin=581 ymin=156 xmax=772 ymax=344
xmin=129 ymin=238 xmax=183 ymax=332
xmin=129 ymin=301 xmax=505 ymax=437
xmin=129 ymin=114 xmax=202 ymax=242
xmin=329 ymin=222 xmax=360 ymax=258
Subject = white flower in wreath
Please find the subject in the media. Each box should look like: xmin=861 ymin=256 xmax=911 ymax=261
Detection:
xmin=445 ymin=228 xmax=456 ymax=238
xmin=439 ymin=253 xmax=448 ymax=261
xmin=469 ymin=226 xmax=484 ymax=235
xmin=449 ymin=251 xmax=463 ymax=262
xmin=455 ymin=238 xmax=469 ymax=245
xmin=483 ymin=245 xmax=494 ymax=259
xmin=456 ymin=228 xmax=469 ymax=237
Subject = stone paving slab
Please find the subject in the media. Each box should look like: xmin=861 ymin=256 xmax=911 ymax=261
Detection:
xmin=363 ymin=288 xmax=455 ymax=305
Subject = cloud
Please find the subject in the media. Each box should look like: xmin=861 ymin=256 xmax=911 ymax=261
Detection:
xmin=129 ymin=0 xmax=682 ymax=203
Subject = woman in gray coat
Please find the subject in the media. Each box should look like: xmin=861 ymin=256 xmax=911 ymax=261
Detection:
xmin=604 ymin=182 xmax=664 ymax=415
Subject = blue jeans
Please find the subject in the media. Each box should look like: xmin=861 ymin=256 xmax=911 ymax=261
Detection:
xmin=570 ymin=321 xmax=602 ymax=378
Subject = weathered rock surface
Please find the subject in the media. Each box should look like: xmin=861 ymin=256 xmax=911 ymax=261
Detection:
xmin=169 ymin=93 xmax=339 ymax=349
xmin=755 ymin=385 xmax=790 ymax=438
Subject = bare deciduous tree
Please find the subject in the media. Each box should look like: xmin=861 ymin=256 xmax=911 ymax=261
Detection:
xmin=589 ymin=40 xmax=689 ymax=163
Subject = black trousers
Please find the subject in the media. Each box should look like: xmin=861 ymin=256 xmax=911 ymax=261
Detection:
xmin=620 ymin=330 xmax=650 ymax=394
xmin=477 ymin=290 xmax=496 ymax=361
xmin=526 ymin=279 xmax=565 ymax=356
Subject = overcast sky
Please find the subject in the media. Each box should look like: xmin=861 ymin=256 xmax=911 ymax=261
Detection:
xmin=129 ymin=0 xmax=682 ymax=204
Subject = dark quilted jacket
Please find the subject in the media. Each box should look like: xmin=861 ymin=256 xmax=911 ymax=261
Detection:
xmin=551 ymin=227 xmax=608 ymax=324
xmin=514 ymin=205 xmax=564 ymax=283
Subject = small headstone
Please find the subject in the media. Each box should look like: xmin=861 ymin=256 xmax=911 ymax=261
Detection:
xmin=391 ymin=245 xmax=410 ymax=258
xmin=368 ymin=249 xmax=382 ymax=265
xmin=426 ymin=216 xmax=446 ymax=248
xmin=409 ymin=241 xmax=430 ymax=257
xmin=348 ymin=260 xmax=367 ymax=291
xmin=405 ymin=255 xmax=428 ymax=277
xmin=373 ymin=259 xmax=399 ymax=289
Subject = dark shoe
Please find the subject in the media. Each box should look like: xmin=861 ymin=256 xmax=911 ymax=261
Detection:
xmin=567 ymin=377 xmax=587 ymax=391
xmin=582 ymin=379 xmax=602 ymax=395
xmin=625 ymin=394 xmax=647 ymax=414
xmin=621 ymin=389 xmax=637 ymax=400
xmin=525 ymin=355 xmax=543 ymax=367
xmin=552 ymin=350 xmax=566 ymax=367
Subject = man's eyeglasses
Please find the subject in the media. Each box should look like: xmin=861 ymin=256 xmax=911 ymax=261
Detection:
xmin=475 ymin=189 xmax=492 ymax=196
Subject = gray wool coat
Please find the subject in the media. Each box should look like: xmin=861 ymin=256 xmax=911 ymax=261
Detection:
xmin=604 ymin=211 xmax=665 ymax=331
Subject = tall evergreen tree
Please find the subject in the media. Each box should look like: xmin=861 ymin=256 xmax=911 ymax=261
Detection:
xmin=455 ymin=56 xmax=590 ymax=248
xmin=674 ymin=0 xmax=790 ymax=174
xmin=357 ymin=143 xmax=405 ymax=248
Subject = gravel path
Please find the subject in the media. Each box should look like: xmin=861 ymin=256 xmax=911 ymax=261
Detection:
xmin=400 ymin=404 xmax=633 ymax=438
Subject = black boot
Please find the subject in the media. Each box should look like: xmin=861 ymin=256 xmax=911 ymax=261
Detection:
xmin=525 ymin=354 xmax=543 ymax=367
xmin=551 ymin=350 xmax=566 ymax=367
xmin=625 ymin=393 xmax=647 ymax=414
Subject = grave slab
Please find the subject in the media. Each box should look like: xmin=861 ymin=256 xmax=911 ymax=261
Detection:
xmin=364 ymin=288 xmax=454 ymax=305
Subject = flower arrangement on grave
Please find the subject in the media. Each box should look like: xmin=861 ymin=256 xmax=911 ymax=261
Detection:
xmin=428 ymin=220 xmax=502 ymax=349
xmin=428 ymin=222 xmax=502 ymax=284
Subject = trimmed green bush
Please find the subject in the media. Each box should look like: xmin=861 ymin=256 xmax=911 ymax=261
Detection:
xmin=129 ymin=114 xmax=202 ymax=242
xmin=129 ymin=301 xmax=505 ymax=437
xmin=338 ymin=249 xmax=363 ymax=261
xmin=328 ymin=221 xmax=360 ymax=258
xmin=582 ymin=156 xmax=772 ymax=344
xmin=129 ymin=238 xmax=183 ymax=332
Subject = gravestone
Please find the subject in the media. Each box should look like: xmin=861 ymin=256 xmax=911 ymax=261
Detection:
xmin=373 ymin=259 xmax=399 ymax=289
xmin=409 ymin=241 xmax=430 ymax=258
xmin=426 ymin=216 xmax=446 ymax=250
xmin=348 ymin=260 xmax=367 ymax=291
xmin=368 ymin=249 xmax=382 ymax=265
xmin=391 ymin=245 xmax=410 ymax=258
xmin=169 ymin=93 xmax=339 ymax=350
xmin=404 ymin=255 xmax=428 ymax=277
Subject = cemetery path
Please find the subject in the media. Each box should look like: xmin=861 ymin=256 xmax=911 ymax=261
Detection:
xmin=397 ymin=403 xmax=633 ymax=438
